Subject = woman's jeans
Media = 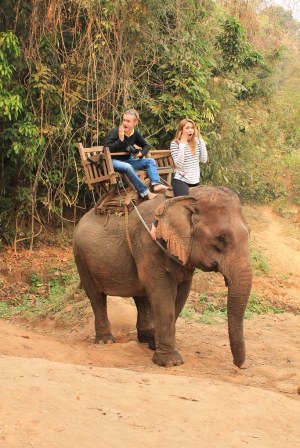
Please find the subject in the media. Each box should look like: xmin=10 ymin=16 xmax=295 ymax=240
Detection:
xmin=172 ymin=178 xmax=199 ymax=197
xmin=112 ymin=157 xmax=161 ymax=197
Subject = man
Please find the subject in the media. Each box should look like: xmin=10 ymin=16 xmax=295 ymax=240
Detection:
xmin=104 ymin=109 xmax=168 ymax=199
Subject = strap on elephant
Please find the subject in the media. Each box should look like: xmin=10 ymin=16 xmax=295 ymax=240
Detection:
xmin=124 ymin=204 xmax=134 ymax=257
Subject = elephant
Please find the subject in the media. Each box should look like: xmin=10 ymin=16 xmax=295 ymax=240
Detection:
xmin=73 ymin=186 xmax=252 ymax=368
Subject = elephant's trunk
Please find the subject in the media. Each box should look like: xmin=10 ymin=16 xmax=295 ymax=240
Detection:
xmin=224 ymin=262 xmax=252 ymax=368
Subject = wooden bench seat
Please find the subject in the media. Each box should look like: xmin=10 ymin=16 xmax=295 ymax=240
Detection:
xmin=78 ymin=143 xmax=174 ymax=195
xmin=150 ymin=150 xmax=174 ymax=185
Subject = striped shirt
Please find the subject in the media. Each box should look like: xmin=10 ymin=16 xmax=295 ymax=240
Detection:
xmin=170 ymin=138 xmax=208 ymax=185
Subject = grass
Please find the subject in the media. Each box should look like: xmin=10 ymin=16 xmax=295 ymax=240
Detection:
xmin=0 ymin=258 xmax=284 ymax=326
xmin=284 ymin=151 xmax=300 ymax=205
xmin=0 ymin=263 xmax=80 ymax=319
xmin=200 ymin=304 xmax=227 ymax=324
xmin=250 ymin=245 xmax=270 ymax=275
xmin=180 ymin=291 xmax=284 ymax=325
xmin=244 ymin=292 xmax=284 ymax=319
xmin=180 ymin=305 xmax=198 ymax=320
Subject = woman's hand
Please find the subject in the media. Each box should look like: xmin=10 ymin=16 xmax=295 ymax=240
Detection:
xmin=178 ymin=130 xmax=188 ymax=144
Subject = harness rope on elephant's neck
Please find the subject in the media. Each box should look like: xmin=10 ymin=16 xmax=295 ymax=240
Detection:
xmin=124 ymin=204 xmax=134 ymax=257
xmin=121 ymin=184 xmax=194 ymax=269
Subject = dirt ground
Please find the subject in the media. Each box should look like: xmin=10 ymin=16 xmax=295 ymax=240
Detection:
xmin=0 ymin=205 xmax=300 ymax=447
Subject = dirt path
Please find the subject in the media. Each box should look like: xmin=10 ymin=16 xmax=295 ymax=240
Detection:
xmin=246 ymin=205 xmax=300 ymax=310
xmin=1 ymin=355 xmax=299 ymax=448
xmin=0 ymin=206 xmax=300 ymax=447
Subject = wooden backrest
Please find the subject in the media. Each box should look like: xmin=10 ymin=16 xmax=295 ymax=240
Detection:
xmin=77 ymin=143 xmax=118 ymax=190
xmin=149 ymin=149 xmax=174 ymax=184
xmin=149 ymin=149 xmax=174 ymax=168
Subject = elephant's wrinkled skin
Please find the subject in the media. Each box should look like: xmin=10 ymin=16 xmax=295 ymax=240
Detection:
xmin=73 ymin=186 xmax=252 ymax=367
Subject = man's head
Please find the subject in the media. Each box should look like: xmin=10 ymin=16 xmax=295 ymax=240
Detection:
xmin=122 ymin=109 xmax=139 ymax=135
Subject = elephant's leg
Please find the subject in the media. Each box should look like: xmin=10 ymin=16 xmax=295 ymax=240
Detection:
xmin=149 ymin=285 xmax=184 ymax=367
xmin=89 ymin=292 xmax=116 ymax=344
xmin=133 ymin=296 xmax=155 ymax=350
xmin=75 ymin=255 xmax=115 ymax=344
xmin=175 ymin=279 xmax=193 ymax=321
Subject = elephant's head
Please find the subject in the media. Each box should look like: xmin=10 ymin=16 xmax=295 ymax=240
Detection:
xmin=154 ymin=186 xmax=252 ymax=367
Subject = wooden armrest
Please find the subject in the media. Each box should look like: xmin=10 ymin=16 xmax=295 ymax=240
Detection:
xmin=149 ymin=150 xmax=171 ymax=156
xmin=110 ymin=152 xmax=128 ymax=156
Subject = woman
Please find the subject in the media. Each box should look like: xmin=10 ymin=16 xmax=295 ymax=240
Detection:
xmin=150 ymin=118 xmax=208 ymax=240
xmin=171 ymin=118 xmax=208 ymax=196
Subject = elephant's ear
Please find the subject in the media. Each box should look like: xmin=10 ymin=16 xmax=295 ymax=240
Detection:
xmin=154 ymin=196 xmax=196 ymax=264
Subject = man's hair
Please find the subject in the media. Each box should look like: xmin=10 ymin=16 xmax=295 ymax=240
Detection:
xmin=124 ymin=108 xmax=139 ymax=121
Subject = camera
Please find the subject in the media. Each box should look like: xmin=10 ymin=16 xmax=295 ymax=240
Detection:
xmin=126 ymin=145 xmax=140 ymax=156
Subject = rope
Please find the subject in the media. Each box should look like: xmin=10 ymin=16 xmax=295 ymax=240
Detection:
xmin=91 ymin=189 xmax=96 ymax=205
xmin=124 ymin=204 xmax=134 ymax=257
xmin=120 ymin=182 xmax=194 ymax=269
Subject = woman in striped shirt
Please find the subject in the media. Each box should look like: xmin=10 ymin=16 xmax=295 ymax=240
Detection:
xmin=171 ymin=118 xmax=208 ymax=197
xmin=150 ymin=118 xmax=208 ymax=240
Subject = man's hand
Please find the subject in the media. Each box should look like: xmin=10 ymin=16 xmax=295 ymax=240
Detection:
xmin=132 ymin=151 xmax=142 ymax=158
xmin=118 ymin=124 xmax=125 ymax=141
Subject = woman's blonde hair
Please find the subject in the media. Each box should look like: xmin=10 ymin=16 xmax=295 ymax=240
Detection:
xmin=174 ymin=118 xmax=200 ymax=155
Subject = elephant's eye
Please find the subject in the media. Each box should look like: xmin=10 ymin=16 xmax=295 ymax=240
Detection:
xmin=217 ymin=235 xmax=226 ymax=244
xmin=214 ymin=235 xmax=227 ymax=253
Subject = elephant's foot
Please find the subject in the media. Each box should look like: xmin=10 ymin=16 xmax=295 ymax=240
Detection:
xmin=137 ymin=329 xmax=155 ymax=350
xmin=94 ymin=333 xmax=116 ymax=344
xmin=152 ymin=350 xmax=184 ymax=367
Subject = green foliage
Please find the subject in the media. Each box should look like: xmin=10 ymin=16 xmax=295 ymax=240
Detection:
xmin=216 ymin=17 xmax=264 ymax=74
xmin=284 ymin=152 xmax=300 ymax=204
xmin=29 ymin=273 xmax=43 ymax=289
xmin=180 ymin=291 xmax=284 ymax=325
xmin=147 ymin=45 xmax=219 ymax=136
xmin=180 ymin=294 xmax=228 ymax=325
xmin=180 ymin=305 xmax=198 ymax=320
xmin=273 ymin=196 xmax=292 ymax=217
xmin=0 ymin=265 xmax=80 ymax=319
xmin=0 ymin=1 xmax=299 ymax=245
xmin=199 ymin=303 xmax=228 ymax=324
xmin=250 ymin=246 xmax=270 ymax=275
xmin=244 ymin=292 xmax=284 ymax=319
xmin=0 ymin=31 xmax=20 ymax=72
xmin=0 ymin=32 xmax=23 ymax=119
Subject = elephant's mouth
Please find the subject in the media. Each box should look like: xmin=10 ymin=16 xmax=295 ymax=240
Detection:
xmin=211 ymin=261 xmax=219 ymax=272
xmin=196 ymin=260 xmax=219 ymax=273
xmin=223 ymin=274 xmax=229 ymax=287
